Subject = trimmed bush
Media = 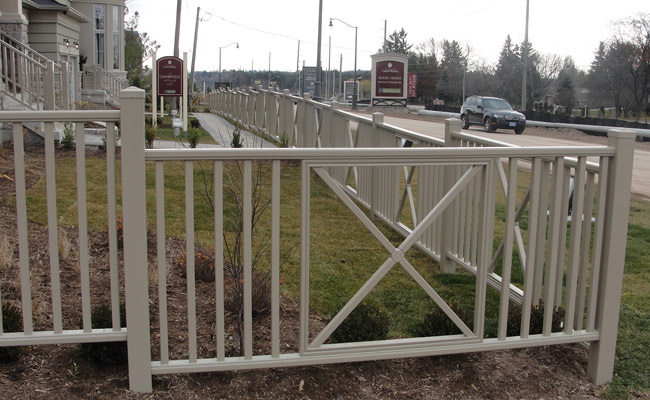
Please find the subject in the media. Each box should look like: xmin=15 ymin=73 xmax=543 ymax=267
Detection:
xmin=79 ymin=303 xmax=127 ymax=364
xmin=412 ymin=301 xmax=474 ymax=337
xmin=330 ymin=302 xmax=389 ymax=343
xmin=187 ymin=127 xmax=201 ymax=148
xmin=506 ymin=300 xmax=565 ymax=336
xmin=189 ymin=117 xmax=201 ymax=129
xmin=176 ymin=247 xmax=216 ymax=282
xmin=0 ymin=303 xmax=23 ymax=362
xmin=223 ymin=265 xmax=271 ymax=319
xmin=145 ymin=125 xmax=156 ymax=149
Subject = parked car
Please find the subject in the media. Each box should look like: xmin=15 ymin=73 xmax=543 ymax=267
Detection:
xmin=460 ymin=96 xmax=526 ymax=134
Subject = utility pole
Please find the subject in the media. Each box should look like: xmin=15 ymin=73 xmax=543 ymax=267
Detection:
xmin=383 ymin=20 xmax=387 ymax=52
xmin=314 ymin=0 xmax=323 ymax=101
xmin=327 ymin=35 xmax=331 ymax=99
xmin=521 ymin=0 xmax=530 ymax=111
xmin=296 ymin=40 xmax=300 ymax=95
xmin=173 ymin=0 xmax=182 ymax=57
xmin=189 ymin=7 xmax=200 ymax=97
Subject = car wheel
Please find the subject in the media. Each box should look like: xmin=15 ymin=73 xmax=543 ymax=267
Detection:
xmin=515 ymin=127 xmax=525 ymax=135
xmin=461 ymin=115 xmax=470 ymax=130
xmin=484 ymin=118 xmax=494 ymax=133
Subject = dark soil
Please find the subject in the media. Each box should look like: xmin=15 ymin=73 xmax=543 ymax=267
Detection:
xmin=0 ymin=141 xmax=632 ymax=399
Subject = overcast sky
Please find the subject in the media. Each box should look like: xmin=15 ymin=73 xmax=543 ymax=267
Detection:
xmin=125 ymin=0 xmax=649 ymax=74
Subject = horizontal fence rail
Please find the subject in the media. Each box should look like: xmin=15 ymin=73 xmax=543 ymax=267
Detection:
xmin=0 ymin=87 xmax=636 ymax=393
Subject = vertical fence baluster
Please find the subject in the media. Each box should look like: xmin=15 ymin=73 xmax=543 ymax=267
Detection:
xmin=575 ymin=172 xmax=596 ymax=330
xmin=13 ymin=122 xmax=33 ymax=335
xmin=75 ymin=121 xmax=92 ymax=332
xmin=532 ymin=161 xmax=551 ymax=302
xmin=214 ymin=161 xmax=225 ymax=361
xmin=243 ymin=160 xmax=253 ymax=360
xmin=498 ymin=158 xmax=518 ymax=340
xmin=543 ymin=157 xmax=564 ymax=335
xmin=554 ymin=165 xmax=572 ymax=307
xmin=564 ymin=157 xmax=587 ymax=334
xmin=106 ymin=122 xmax=120 ymax=331
xmin=272 ymin=160 xmax=281 ymax=358
xmin=156 ymin=161 xmax=168 ymax=364
xmin=185 ymin=161 xmax=197 ymax=363
xmin=44 ymin=121 xmax=62 ymax=333
xmin=521 ymin=158 xmax=542 ymax=338
xmin=299 ymin=161 xmax=310 ymax=355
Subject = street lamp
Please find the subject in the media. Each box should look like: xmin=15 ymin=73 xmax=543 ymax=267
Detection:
xmin=329 ymin=17 xmax=358 ymax=110
xmin=218 ymin=42 xmax=239 ymax=89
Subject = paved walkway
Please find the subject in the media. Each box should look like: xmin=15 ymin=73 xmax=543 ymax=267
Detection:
xmin=192 ymin=113 xmax=276 ymax=148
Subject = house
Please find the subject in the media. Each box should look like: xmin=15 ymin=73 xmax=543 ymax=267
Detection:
xmin=0 ymin=0 xmax=127 ymax=110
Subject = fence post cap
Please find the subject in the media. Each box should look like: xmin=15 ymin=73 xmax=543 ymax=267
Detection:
xmin=607 ymin=129 xmax=636 ymax=140
xmin=120 ymin=86 xmax=145 ymax=99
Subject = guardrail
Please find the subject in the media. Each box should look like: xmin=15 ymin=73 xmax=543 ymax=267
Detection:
xmin=84 ymin=64 xmax=126 ymax=107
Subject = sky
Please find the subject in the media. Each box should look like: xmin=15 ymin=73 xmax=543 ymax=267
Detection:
xmin=125 ymin=0 xmax=649 ymax=74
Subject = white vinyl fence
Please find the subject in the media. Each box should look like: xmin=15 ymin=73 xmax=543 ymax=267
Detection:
xmin=0 ymin=87 xmax=635 ymax=393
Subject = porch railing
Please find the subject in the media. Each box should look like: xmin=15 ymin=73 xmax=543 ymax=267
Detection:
xmin=1 ymin=32 xmax=69 ymax=110
xmin=84 ymin=64 xmax=126 ymax=107
xmin=0 ymin=87 xmax=636 ymax=394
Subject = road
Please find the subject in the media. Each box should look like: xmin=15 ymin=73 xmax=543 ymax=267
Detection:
xmin=378 ymin=115 xmax=650 ymax=199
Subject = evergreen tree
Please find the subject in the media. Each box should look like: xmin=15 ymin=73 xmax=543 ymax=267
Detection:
xmin=384 ymin=28 xmax=413 ymax=54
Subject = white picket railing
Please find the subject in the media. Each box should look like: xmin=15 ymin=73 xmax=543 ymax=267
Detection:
xmin=0 ymin=87 xmax=636 ymax=393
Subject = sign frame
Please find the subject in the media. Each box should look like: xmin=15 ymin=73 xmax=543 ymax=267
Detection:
xmin=157 ymin=56 xmax=184 ymax=97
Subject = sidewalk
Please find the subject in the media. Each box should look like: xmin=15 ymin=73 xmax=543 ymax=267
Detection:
xmin=192 ymin=112 xmax=276 ymax=148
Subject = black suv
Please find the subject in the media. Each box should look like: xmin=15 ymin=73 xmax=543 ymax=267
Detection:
xmin=460 ymin=96 xmax=526 ymax=134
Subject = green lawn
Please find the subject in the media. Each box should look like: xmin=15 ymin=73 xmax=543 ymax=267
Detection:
xmin=21 ymin=156 xmax=650 ymax=399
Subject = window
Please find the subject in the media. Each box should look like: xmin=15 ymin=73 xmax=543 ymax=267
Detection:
xmin=94 ymin=4 xmax=105 ymax=30
xmin=94 ymin=5 xmax=106 ymax=67
xmin=112 ymin=6 xmax=121 ymax=69
xmin=95 ymin=33 xmax=105 ymax=67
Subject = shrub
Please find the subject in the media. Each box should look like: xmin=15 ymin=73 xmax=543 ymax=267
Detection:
xmin=330 ymin=302 xmax=389 ymax=343
xmin=224 ymin=264 xmax=271 ymax=319
xmin=187 ymin=127 xmax=201 ymax=148
xmin=79 ymin=303 xmax=127 ymax=364
xmin=145 ymin=125 xmax=156 ymax=148
xmin=279 ymin=131 xmax=289 ymax=148
xmin=506 ymin=299 xmax=565 ymax=336
xmin=0 ymin=303 xmax=23 ymax=362
xmin=412 ymin=301 xmax=474 ymax=337
xmin=156 ymin=116 xmax=164 ymax=126
xmin=145 ymin=116 xmax=152 ymax=126
xmin=189 ymin=117 xmax=201 ymax=129
xmin=231 ymin=129 xmax=243 ymax=148
xmin=175 ymin=247 xmax=216 ymax=283
xmin=61 ymin=122 xmax=75 ymax=150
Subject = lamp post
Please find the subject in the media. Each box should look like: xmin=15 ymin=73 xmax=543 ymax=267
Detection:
xmin=329 ymin=17 xmax=358 ymax=110
xmin=218 ymin=42 xmax=239 ymax=89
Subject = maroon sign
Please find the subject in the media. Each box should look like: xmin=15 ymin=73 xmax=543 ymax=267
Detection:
xmin=408 ymin=73 xmax=417 ymax=98
xmin=375 ymin=60 xmax=404 ymax=97
xmin=157 ymin=56 xmax=183 ymax=97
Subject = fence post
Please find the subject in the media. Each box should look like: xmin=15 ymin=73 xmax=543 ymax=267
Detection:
xmin=45 ymin=61 xmax=55 ymax=110
xmin=440 ymin=118 xmax=462 ymax=273
xmin=120 ymin=86 xmax=153 ymax=392
xmin=587 ymin=129 xmax=635 ymax=385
